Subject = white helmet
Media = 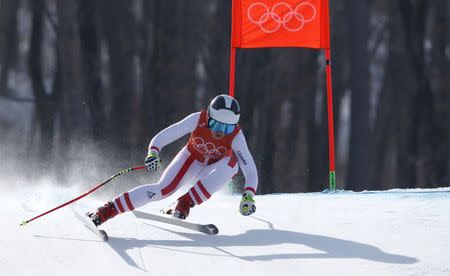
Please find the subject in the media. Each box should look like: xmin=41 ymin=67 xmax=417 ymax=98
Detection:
xmin=207 ymin=94 xmax=240 ymax=124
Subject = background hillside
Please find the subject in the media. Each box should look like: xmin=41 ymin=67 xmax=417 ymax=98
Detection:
xmin=1 ymin=0 xmax=449 ymax=193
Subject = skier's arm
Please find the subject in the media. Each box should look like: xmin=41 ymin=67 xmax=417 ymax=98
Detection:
xmin=148 ymin=112 xmax=200 ymax=153
xmin=232 ymin=130 xmax=258 ymax=195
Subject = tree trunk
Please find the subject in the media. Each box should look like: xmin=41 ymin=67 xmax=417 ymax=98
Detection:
xmin=100 ymin=0 xmax=136 ymax=149
xmin=140 ymin=0 xmax=162 ymax=143
xmin=28 ymin=0 xmax=59 ymax=169
xmin=0 ymin=0 xmax=19 ymax=96
xmin=399 ymin=0 xmax=443 ymax=187
xmin=254 ymin=50 xmax=275 ymax=194
xmin=345 ymin=0 xmax=371 ymax=191
xmin=78 ymin=0 xmax=106 ymax=140
xmin=430 ymin=0 xmax=450 ymax=186
xmin=55 ymin=0 xmax=82 ymax=150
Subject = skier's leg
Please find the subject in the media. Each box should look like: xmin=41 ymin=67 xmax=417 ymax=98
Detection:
xmin=172 ymin=154 xmax=238 ymax=219
xmin=90 ymin=147 xmax=201 ymax=225
xmin=119 ymin=147 xmax=200 ymax=210
xmin=190 ymin=154 xmax=239 ymax=205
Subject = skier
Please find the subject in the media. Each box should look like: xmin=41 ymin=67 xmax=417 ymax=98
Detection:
xmin=88 ymin=94 xmax=258 ymax=226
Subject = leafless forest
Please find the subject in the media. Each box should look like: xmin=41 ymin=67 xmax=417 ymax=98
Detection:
xmin=0 ymin=0 xmax=448 ymax=193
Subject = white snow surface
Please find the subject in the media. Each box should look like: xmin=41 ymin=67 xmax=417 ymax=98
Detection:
xmin=2 ymin=187 xmax=450 ymax=276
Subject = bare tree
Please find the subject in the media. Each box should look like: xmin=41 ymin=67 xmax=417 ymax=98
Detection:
xmin=78 ymin=0 xmax=106 ymax=140
xmin=430 ymin=0 xmax=450 ymax=186
xmin=55 ymin=0 xmax=82 ymax=146
xmin=398 ymin=0 xmax=444 ymax=187
xmin=28 ymin=0 xmax=60 ymax=167
xmin=345 ymin=0 xmax=371 ymax=191
xmin=0 ymin=0 xmax=19 ymax=96
xmin=99 ymin=0 xmax=137 ymax=149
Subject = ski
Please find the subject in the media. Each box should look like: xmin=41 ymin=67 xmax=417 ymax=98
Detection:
xmin=72 ymin=208 xmax=109 ymax=242
xmin=133 ymin=210 xmax=219 ymax=235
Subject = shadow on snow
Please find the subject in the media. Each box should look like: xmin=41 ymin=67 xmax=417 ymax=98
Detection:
xmin=105 ymin=216 xmax=418 ymax=269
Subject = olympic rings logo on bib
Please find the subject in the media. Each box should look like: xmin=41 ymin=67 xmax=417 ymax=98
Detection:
xmin=247 ymin=2 xmax=317 ymax=33
xmin=190 ymin=137 xmax=228 ymax=159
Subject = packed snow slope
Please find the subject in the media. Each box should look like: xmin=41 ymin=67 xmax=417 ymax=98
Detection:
xmin=2 ymin=187 xmax=450 ymax=276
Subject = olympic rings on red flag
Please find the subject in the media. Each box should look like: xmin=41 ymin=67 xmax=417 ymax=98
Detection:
xmin=247 ymin=1 xmax=317 ymax=33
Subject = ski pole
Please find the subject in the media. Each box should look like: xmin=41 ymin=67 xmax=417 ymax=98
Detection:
xmin=19 ymin=165 xmax=147 ymax=226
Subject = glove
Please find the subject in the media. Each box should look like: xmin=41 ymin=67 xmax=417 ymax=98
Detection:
xmin=144 ymin=151 xmax=162 ymax=171
xmin=239 ymin=190 xmax=256 ymax=216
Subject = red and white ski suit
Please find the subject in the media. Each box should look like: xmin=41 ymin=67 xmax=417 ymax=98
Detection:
xmin=112 ymin=110 xmax=258 ymax=213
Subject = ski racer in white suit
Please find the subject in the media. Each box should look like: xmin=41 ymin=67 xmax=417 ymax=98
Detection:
xmin=88 ymin=94 xmax=258 ymax=225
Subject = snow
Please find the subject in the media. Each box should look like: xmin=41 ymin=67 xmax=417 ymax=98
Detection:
xmin=2 ymin=187 xmax=450 ymax=275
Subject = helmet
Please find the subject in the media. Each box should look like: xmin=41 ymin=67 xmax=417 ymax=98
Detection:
xmin=207 ymin=94 xmax=240 ymax=135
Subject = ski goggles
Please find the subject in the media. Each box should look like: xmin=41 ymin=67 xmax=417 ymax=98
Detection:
xmin=208 ymin=118 xmax=236 ymax=135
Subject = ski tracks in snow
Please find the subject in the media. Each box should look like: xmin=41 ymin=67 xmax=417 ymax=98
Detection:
xmin=135 ymin=221 xmax=150 ymax=275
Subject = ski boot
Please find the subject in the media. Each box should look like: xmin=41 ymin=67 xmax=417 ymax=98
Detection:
xmin=88 ymin=201 xmax=119 ymax=226
xmin=168 ymin=193 xmax=195 ymax=220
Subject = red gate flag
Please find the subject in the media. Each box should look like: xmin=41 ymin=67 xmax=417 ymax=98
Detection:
xmin=231 ymin=0 xmax=330 ymax=49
